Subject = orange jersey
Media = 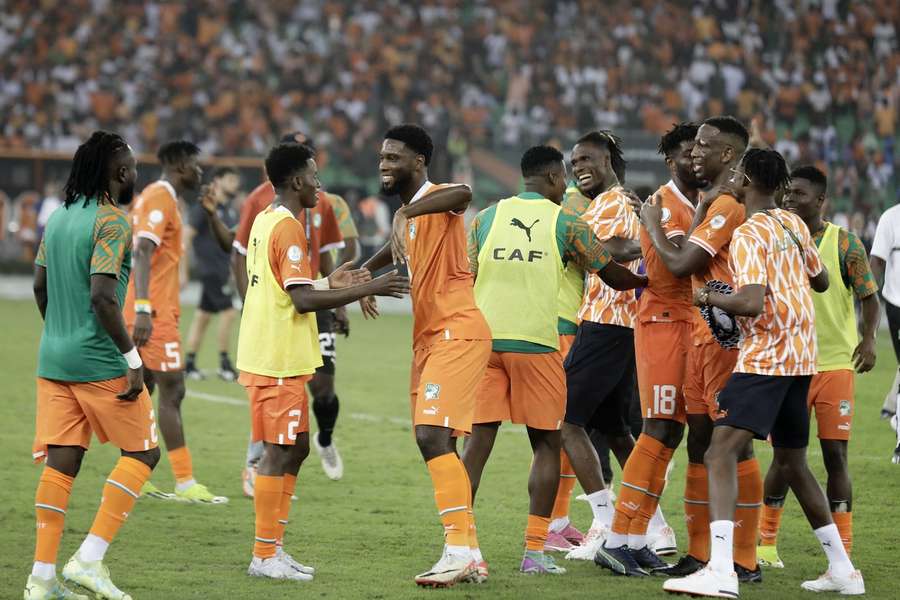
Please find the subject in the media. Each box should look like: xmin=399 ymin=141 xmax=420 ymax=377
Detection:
xmin=233 ymin=182 xmax=343 ymax=276
xmin=578 ymin=188 xmax=641 ymax=328
xmin=729 ymin=208 xmax=824 ymax=376
xmin=405 ymin=181 xmax=490 ymax=350
xmin=124 ymin=181 xmax=183 ymax=323
xmin=639 ymin=180 xmax=696 ymax=323
xmin=687 ymin=193 xmax=746 ymax=344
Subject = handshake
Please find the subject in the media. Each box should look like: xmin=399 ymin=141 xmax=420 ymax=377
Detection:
xmin=325 ymin=262 xmax=410 ymax=320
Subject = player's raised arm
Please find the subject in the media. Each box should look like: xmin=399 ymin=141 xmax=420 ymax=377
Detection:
xmin=200 ymin=183 xmax=235 ymax=252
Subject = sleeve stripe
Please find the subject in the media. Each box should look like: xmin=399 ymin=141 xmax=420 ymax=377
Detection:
xmin=319 ymin=241 xmax=346 ymax=254
xmin=136 ymin=231 xmax=162 ymax=246
xmin=687 ymin=236 xmax=717 ymax=257
xmin=283 ymin=277 xmax=313 ymax=289
xmin=666 ymin=229 xmax=685 ymax=239
xmin=232 ymin=240 xmax=248 ymax=255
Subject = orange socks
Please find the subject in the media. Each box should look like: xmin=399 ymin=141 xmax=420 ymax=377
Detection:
xmin=628 ymin=446 xmax=674 ymax=546
xmin=426 ymin=453 xmax=470 ymax=548
xmin=89 ymin=457 xmax=151 ymax=543
xmin=734 ymin=458 xmax=762 ymax=570
xmin=168 ymin=446 xmax=194 ymax=484
xmin=275 ymin=473 xmax=297 ymax=547
xmin=525 ymin=515 xmax=551 ymax=551
xmin=551 ymin=450 xmax=577 ymax=521
xmin=253 ymin=475 xmax=283 ymax=559
xmin=685 ymin=462 xmax=711 ymax=561
xmin=610 ymin=434 xmax=665 ymax=542
xmin=759 ymin=503 xmax=783 ymax=547
xmin=34 ymin=467 xmax=74 ymax=564
xmin=832 ymin=511 xmax=852 ymax=554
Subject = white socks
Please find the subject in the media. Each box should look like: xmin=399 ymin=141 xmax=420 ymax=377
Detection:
xmin=606 ymin=531 xmax=628 ymax=548
xmin=649 ymin=504 xmax=668 ymax=531
xmin=445 ymin=544 xmax=472 ymax=561
xmin=175 ymin=478 xmax=197 ymax=492
xmin=31 ymin=561 xmax=55 ymax=579
xmin=814 ymin=524 xmax=854 ymax=578
xmin=79 ymin=534 xmax=110 ymax=563
xmin=708 ymin=520 xmax=735 ymax=575
xmin=549 ymin=516 xmax=569 ymax=533
xmin=471 ymin=547 xmax=483 ymax=563
xmin=585 ymin=489 xmax=613 ymax=524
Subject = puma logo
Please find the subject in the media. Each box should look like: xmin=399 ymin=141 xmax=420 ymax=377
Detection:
xmin=510 ymin=218 xmax=540 ymax=242
xmin=822 ymin=541 xmax=832 ymax=547
xmin=715 ymin=535 xmax=726 ymax=541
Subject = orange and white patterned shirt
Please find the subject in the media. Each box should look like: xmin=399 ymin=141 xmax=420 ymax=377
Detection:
xmin=729 ymin=208 xmax=824 ymax=376
xmin=577 ymin=188 xmax=640 ymax=328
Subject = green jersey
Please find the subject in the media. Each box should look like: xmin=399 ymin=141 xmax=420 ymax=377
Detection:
xmin=35 ymin=197 xmax=133 ymax=381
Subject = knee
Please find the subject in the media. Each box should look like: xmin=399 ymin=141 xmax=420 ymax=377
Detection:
xmin=415 ymin=429 xmax=445 ymax=461
xmin=821 ymin=444 xmax=848 ymax=475
xmin=131 ymin=446 xmax=161 ymax=470
xmin=160 ymin=378 xmax=185 ymax=407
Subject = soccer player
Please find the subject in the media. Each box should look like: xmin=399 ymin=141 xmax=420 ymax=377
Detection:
xmin=641 ymin=116 xmax=761 ymax=581
xmin=234 ymin=133 xmax=351 ymax=491
xmin=359 ymin=124 xmax=492 ymax=587
xmin=184 ymin=166 xmax=241 ymax=382
xmin=594 ymin=123 xmax=707 ymax=576
xmin=870 ymin=199 xmax=900 ymax=439
xmin=558 ymin=131 xmax=646 ymax=563
xmin=664 ymin=149 xmax=865 ymax=597
xmin=461 ymin=145 xmax=647 ymax=575
xmin=238 ymin=142 xmax=408 ymax=581
xmin=26 ymin=131 xmax=160 ymax=600
xmin=756 ymin=166 xmax=879 ymax=566
xmin=122 ymin=141 xmax=227 ymax=504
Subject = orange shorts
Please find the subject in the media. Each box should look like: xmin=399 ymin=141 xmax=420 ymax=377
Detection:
xmin=410 ymin=339 xmax=491 ymax=433
xmin=33 ymin=377 xmax=158 ymax=461
xmin=808 ymin=370 xmax=854 ymax=441
xmin=684 ymin=341 xmax=738 ymax=420
xmin=127 ymin=318 xmax=182 ymax=373
xmin=635 ymin=320 xmax=691 ymax=423
xmin=474 ymin=350 xmax=566 ymax=430
xmin=242 ymin=374 xmax=312 ymax=446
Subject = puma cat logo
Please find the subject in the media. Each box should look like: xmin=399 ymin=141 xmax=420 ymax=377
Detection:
xmin=510 ymin=218 xmax=540 ymax=242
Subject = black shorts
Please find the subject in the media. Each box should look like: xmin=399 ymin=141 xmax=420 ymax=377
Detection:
xmin=715 ymin=373 xmax=812 ymax=448
xmin=315 ymin=310 xmax=336 ymax=376
xmin=563 ymin=322 xmax=635 ymax=436
xmin=198 ymin=274 xmax=234 ymax=313
xmin=886 ymin=300 xmax=900 ymax=363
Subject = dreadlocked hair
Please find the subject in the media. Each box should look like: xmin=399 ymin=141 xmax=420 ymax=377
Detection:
xmin=741 ymin=148 xmax=791 ymax=194
xmin=63 ymin=130 xmax=130 ymax=207
xmin=576 ymin=130 xmax=627 ymax=182
xmin=658 ymin=122 xmax=699 ymax=157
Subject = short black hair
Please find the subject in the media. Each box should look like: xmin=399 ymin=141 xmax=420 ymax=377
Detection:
xmin=790 ymin=165 xmax=827 ymax=193
xmin=157 ymin=140 xmax=201 ymax=167
xmin=63 ymin=130 xmax=130 ymax=207
xmin=575 ymin=130 xmax=626 ymax=182
xmin=279 ymin=132 xmax=316 ymax=152
xmin=741 ymin=148 xmax=791 ymax=194
xmin=658 ymin=122 xmax=700 ymax=157
xmin=520 ymin=145 xmax=564 ymax=177
xmin=211 ymin=165 xmax=239 ymax=179
xmin=703 ymin=116 xmax=749 ymax=148
xmin=265 ymin=143 xmax=315 ymax=189
xmin=384 ymin=124 xmax=433 ymax=166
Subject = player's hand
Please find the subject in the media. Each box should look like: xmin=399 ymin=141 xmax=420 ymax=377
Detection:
xmin=118 ymin=366 xmax=144 ymax=401
xmin=640 ymin=193 xmax=663 ymax=229
xmin=328 ymin=262 xmax=371 ymax=289
xmin=200 ymin=183 xmax=217 ymax=215
xmin=852 ymin=336 xmax=877 ymax=373
xmin=620 ymin=188 xmax=643 ymax=213
xmin=370 ymin=269 xmax=410 ymax=298
xmin=132 ymin=313 xmax=153 ymax=347
xmin=693 ymin=286 xmax=711 ymax=307
xmin=334 ymin=306 xmax=350 ymax=337
xmin=390 ymin=208 xmax=409 ymax=266
xmin=749 ymin=117 xmax=767 ymax=149
xmin=359 ymin=295 xmax=379 ymax=320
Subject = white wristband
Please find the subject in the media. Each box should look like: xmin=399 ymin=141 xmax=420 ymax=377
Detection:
xmin=123 ymin=347 xmax=143 ymax=369
xmin=313 ymin=278 xmax=330 ymax=291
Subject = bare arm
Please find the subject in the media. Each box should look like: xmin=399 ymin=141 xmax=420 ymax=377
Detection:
xmin=644 ymin=219 xmax=711 ymax=277
xmin=598 ymin=261 xmax=648 ymax=291
xmin=319 ymin=248 xmax=336 ymax=277
xmin=131 ymin=237 xmax=156 ymax=347
xmin=698 ymin=283 xmax=765 ymax=317
xmin=809 ymin=267 xmax=829 ymax=293
xmin=871 ymin=256 xmax=886 ymax=293
xmin=33 ymin=265 xmax=47 ymax=319
xmin=361 ymin=241 xmax=392 ymax=273
xmin=855 ymin=294 xmax=880 ymax=373
xmin=288 ymin=270 xmax=408 ymax=314
xmin=232 ymin=250 xmax=248 ymax=302
xmin=391 ymin=185 xmax=473 ymax=263
xmin=340 ymin=237 xmax=360 ymax=265
xmin=205 ymin=211 xmax=234 ymax=252
xmin=603 ymin=237 xmax=642 ymax=263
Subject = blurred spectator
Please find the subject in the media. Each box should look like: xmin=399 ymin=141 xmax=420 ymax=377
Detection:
xmin=36 ymin=180 xmax=62 ymax=241
xmin=357 ymin=194 xmax=391 ymax=262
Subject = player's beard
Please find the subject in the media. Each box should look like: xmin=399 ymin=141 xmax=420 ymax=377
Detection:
xmin=381 ymin=171 xmax=410 ymax=196
xmin=117 ymin=183 xmax=135 ymax=206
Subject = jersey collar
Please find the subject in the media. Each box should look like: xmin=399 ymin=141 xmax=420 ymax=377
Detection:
xmin=518 ymin=191 xmax=546 ymax=200
xmin=665 ymin=180 xmax=695 ymax=212
xmin=410 ymin=180 xmax=433 ymax=204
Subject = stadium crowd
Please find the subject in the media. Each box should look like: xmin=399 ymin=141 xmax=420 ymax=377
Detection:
xmin=0 ymin=0 xmax=897 ymax=214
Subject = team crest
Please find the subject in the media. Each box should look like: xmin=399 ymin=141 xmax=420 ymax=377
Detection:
xmin=287 ymin=245 xmax=303 ymax=262
xmin=710 ymin=214 xmax=726 ymax=230
xmin=409 ymin=222 xmax=417 ymax=240
xmin=313 ymin=213 xmax=322 ymax=228
xmin=424 ymin=383 xmax=440 ymax=401
xmin=839 ymin=400 xmax=851 ymax=416
xmin=660 ymin=207 xmax=671 ymax=224
xmin=149 ymin=209 xmax=164 ymax=225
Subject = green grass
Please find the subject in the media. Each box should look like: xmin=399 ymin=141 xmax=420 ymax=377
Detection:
xmin=1 ymin=297 xmax=898 ymax=599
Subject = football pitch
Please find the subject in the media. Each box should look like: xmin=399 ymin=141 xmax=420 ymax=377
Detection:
xmin=1 ymin=298 xmax=898 ymax=599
